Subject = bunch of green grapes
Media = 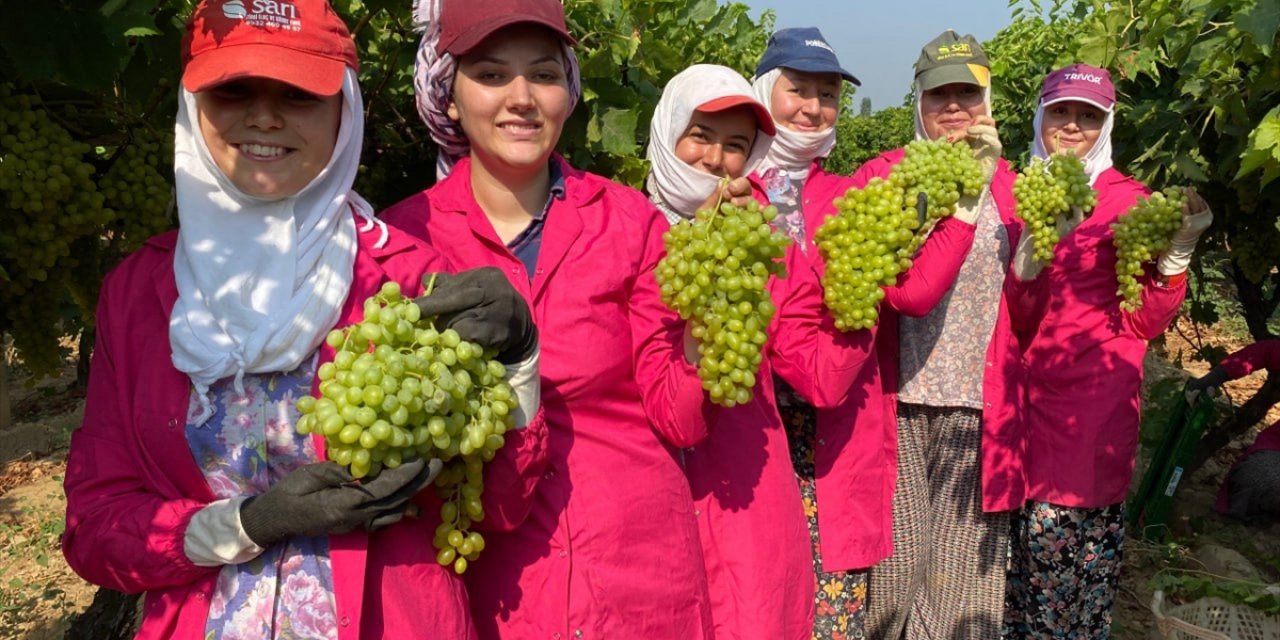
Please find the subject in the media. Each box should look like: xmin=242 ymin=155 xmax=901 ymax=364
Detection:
xmin=888 ymin=138 xmax=984 ymax=222
xmin=815 ymin=178 xmax=918 ymax=331
xmin=1013 ymin=154 xmax=1098 ymax=261
xmin=101 ymin=126 xmax=174 ymax=254
xmin=1231 ymin=224 xmax=1280 ymax=283
xmin=295 ymin=278 xmax=518 ymax=574
xmin=1111 ymin=188 xmax=1186 ymax=311
xmin=656 ymin=200 xmax=792 ymax=407
xmin=0 ymin=84 xmax=112 ymax=377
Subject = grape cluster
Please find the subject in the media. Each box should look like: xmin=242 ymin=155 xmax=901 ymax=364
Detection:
xmin=1013 ymin=154 xmax=1098 ymax=261
xmin=889 ymin=138 xmax=985 ymax=222
xmin=657 ymin=201 xmax=791 ymax=407
xmin=295 ymin=278 xmax=518 ymax=573
xmin=814 ymin=178 xmax=919 ymax=330
xmin=1233 ymin=226 xmax=1280 ymax=283
xmin=1111 ymin=188 xmax=1186 ymax=311
xmin=100 ymin=127 xmax=174 ymax=254
xmin=0 ymin=85 xmax=113 ymax=376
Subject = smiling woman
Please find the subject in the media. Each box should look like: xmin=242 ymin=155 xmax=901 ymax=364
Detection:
xmin=60 ymin=1 xmax=545 ymax=638
xmin=194 ymin=78 xmax=343 ymax=200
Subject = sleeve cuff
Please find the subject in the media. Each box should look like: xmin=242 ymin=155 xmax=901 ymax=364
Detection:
xmin=183 ymin=497 xmax=266 ymax=567
xmin=503 ymin=349 xmax=541 ymax=430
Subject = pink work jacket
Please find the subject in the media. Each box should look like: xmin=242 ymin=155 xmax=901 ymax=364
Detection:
xmin=1011 ymin=168 xmax=1186 ymax=508
xmin=681 ymin=181 xmax=875 ymax=639
xmin=381 ymin=156 xmax=714 ymax=640
xmin=850 ymin=151 xmax=1028 ymax=517
xmin=61 ymin=220 xmax=550 ymax=639
xmin=777 ymin=160 xmax=981 ymax=571
xmin=1215 ymin=340 xmax=1280 ymax=513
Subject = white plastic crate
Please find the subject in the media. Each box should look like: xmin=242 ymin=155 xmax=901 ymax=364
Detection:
xmin=1151 ymin=590 xmax=1280 ymax=640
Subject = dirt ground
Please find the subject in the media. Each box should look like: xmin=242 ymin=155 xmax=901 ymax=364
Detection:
xmin=0 ymin=320 xmax=1276 ymax=639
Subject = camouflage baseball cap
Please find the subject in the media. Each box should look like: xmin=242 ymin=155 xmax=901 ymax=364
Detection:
xmin=913 ymin=30 xmax=990 ymax=90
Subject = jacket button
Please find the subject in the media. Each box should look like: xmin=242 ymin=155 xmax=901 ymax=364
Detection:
xmin=559 ymin=550 xmax=568 ymax=558
xmin=340 ymin=616 xmax=350 ymax=627
xmin=575 ymin=631 xmax=584 ymax=638
xmin=817 ymin=438 xmax=826 ymax=445
xmin=168 ymin=418 xmax=178 ymax=429
xmin=553 ymin=634 xmax=561 ymax=640
xmin=693 ymin=509 xmax=701 ymax=517
xmin=986 ymin=361 xmax=994 ymax=367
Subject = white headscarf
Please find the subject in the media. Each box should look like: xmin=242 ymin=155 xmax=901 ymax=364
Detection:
xmin=913 ymin=78 xmax=993 ymax=141
xmin=646 ymin=64 xmax=774 ymax=221
xmin=751 ymin=68 xmax=837 ymax=179
xmin=1031 ymin=99 xmax=1114 ymax=186
xmin=170 ymin=68 xmax=385 ymax=425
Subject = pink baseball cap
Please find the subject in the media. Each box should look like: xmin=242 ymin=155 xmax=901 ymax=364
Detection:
xmin=1039 ymin=63 xmax=1116 ymax=112
xmin=696 ymin=95 xmax=777 ymax=137
xmin=436 ymin=0 xmax=576 ymax=57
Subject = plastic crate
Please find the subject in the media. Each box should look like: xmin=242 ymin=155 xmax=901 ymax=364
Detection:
xmin=1151 ymin=590 xmax=1280 ymax=640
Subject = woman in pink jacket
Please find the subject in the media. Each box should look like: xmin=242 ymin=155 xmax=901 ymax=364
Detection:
xmin=645 ymin=63 xmax=874 ymax=640
xmin=860 ymin=31 xmax=1025 ymax=640
xmin=1186 ymin=340 xmax=1280 ymax=521
xmin=1002 ymin=64 xmax=1213 ymax=637
xmin=380 ymin=1 xmax=717 ymax=638
xmin=61 ymin=3 xmax=546 ymax=638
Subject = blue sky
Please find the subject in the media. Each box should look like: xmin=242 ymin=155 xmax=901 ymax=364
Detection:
xmin=746 ymin=0 xmax=1018 ymax=111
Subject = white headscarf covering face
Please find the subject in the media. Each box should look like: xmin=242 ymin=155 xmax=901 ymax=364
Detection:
xmin=751 ymin=68 xmax=837 ymax=178
xmin=913 ymin=78 xmax=993 ymax=141
xmin=412 ymin=0 xmax=582 ymax=179
xmin=1031 ymin=98 xmax=1114 ymax=186
xmin=646 ymin=64 xmax=774 ymax=219
xmin=171 ymin=68 xmax=382 ymax=425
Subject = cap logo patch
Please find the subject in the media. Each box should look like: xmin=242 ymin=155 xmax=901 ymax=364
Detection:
xmin=224 ymin=0 xmax=302 ymax=30
xmin=1063 ymin=72 xmax=1104 ymax=84
xmin=936 ymin=42 xmax=973 ymax=60
xmin=804 ymin=39 xmax=835 ymax=53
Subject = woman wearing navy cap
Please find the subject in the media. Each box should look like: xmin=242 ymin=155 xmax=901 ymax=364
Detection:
xmin=1002 ymin=63 xmax=1212 ymax=637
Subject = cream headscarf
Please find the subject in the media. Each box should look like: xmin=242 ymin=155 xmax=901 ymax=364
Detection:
xmin=1030 ymin=99 xmax=1114 ymax=186
xmin=170 ymin=68 xmax=384 ymax=425
xmin=751 ymin=68 xmax=836 ymax=179
xmin=646 ymin=64 xmax=774 ymax=221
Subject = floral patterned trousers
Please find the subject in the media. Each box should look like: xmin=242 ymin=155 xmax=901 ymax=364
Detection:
xmin=778 ymin=380 xmax=867 ymax=639
xmin=1003 ymin=501 xmax=1125 ymax=639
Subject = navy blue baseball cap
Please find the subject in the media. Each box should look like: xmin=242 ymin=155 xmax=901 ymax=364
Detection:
xmin=754 ymin=27 xmax=860 ymax=86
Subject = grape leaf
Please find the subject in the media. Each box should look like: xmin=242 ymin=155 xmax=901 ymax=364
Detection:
xmin=1236 ymin=0 xmax=1280 ymax=55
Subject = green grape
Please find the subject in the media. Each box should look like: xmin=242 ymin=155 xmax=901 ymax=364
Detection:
xmin=656 ymin=200 xmax=791 ymax=408
xmin=295 ymin=276 xmax=519 ymax=572
xmin=101 ymin=126 xmax=174 ymax=254
xmin=1013 ymin=153 xmax=1098 ymax=261
xmin=815 ymin=178 xmax=917 ymax=331
xmin=1231 ymin=224 xmax=1280 ymax=284
xmin=889 ymin=138 xmax=985 ymax=225
xmin=1111 ymin=188 xmax=1187 ymax=312
xmin=0 ymin=84 xmax=112 ymax=378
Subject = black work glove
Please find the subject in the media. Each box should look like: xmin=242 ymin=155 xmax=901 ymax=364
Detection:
xmin=414 ymin=267 xmax=538 ymax=364
xmin=915 ymin=192 xmax=928 ymax=228
xmin=239 ymin=458 xmax=441 ymax=548
xmin=1184 ymin=365 xmax=1230 ymax=404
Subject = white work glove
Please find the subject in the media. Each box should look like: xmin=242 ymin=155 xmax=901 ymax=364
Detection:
xmin=953 ymin=189 xmax=985 ymax=225
xmin=1011 ymin=206 xmax=1084 ymax=281
xmin=1157 ymin=187 xmax=1213 ymax=276
xmin=966 ymin=116 xmax=1002 ymax=185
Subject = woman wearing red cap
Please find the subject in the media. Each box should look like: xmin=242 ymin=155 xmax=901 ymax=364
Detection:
xmin=1002 ymin=64 xmax=1212 ymax=637
xmin=644 ymin=63 xmax=874 ymax=640
xmin=61 ymin=1 xmax=544 ymax=638
xmin=380 ymin=1 xmax=717 ymax=638
xmin=854 ymin=30 xmax=1021 ymax=640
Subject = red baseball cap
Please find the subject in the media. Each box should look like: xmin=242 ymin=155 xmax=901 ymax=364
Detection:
xmin=181 ymin=0 xmax=359 ymax=96
xmin=697 ymin=96 xmax=777 ymax=137
xmin=436 ymin=0 xmax=576 ymax=57
xmin=1039 ymin=63 xmax=1116 ymax=111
